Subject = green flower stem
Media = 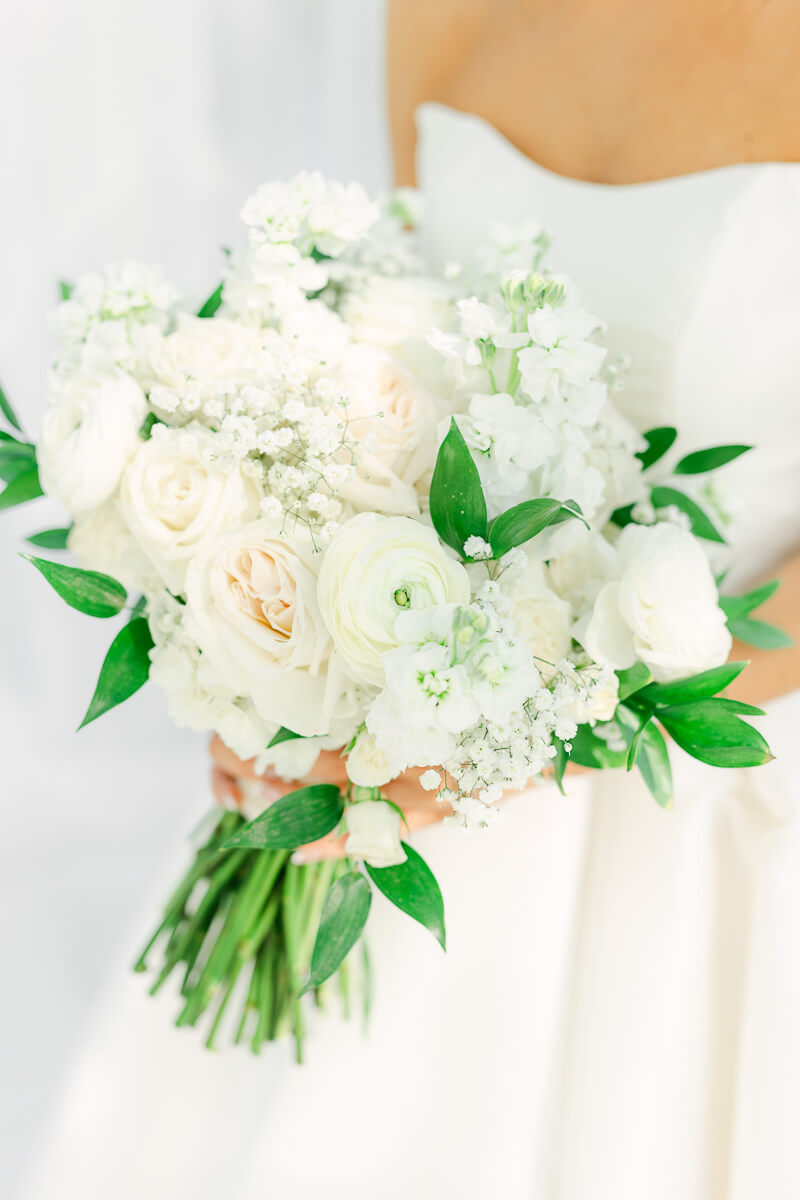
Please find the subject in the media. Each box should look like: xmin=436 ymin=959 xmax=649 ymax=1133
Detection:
xmin=179 ymin=849 xmax=287 ymax=1026
xmin=149 ymin=848 xmax=249 ymax=996
xmin=205 ymin=951 xmax=246 ymax=1051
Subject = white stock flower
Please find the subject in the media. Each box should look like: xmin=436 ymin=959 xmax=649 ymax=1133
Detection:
xmin=334 ymin=345 xmax=437 ymax=516
xmin=316 ymin=513 xmax=471 ymax=686
xmin=344 ymin=800 xmax=406 ymax=868
xmin=584 ymin=522 xmax=731 ymax=683
xmin=38 ymin=370 xmax=147 ymax=512
xmin=454 ymin=393 xmax=554 ymax=515
xmin=184 ymin=519 xmax=335 ymax=735
xmin=503 ymin=557 xmax=573 ymax=680
xmin=346 ymin=731 xmax=394 ymax=788
xmin=119 ymin=423 xmax=263 ymax=593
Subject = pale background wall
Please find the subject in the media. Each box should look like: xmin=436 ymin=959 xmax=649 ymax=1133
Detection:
xmin=0 ymin=2 xmax=389 ymax=1189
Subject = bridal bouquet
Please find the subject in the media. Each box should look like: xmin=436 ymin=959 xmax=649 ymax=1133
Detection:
xmin=1 ymin=173 xmax=786 ymax=1057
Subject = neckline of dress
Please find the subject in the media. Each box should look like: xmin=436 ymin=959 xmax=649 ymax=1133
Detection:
xmin=417 ymin=102 xmax=800 ymax=194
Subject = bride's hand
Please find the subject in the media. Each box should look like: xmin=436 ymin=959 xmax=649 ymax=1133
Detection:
xmin=209 ymin=736 xmax=450 ymax=862
xmin=210 ymin=737 xmax=587 ymax=863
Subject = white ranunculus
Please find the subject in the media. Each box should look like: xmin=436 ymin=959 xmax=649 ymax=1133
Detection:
xmin=38 ymin=370 xmax=147 ymax=512
xmin=341 ymin=275 xmax=454 ymax=353
xmin=584 ymin=522 xmax=732 ymax=683
xmin=334 ymin=345 xmax=437 ymax=516
xmin=344 ymin=799 xmax=406 ymax=868
xmin=346 ymin=731 xmax=394 ymax=787
xmin=146 ymin=315 xmax=267 ymax=395
xmin=119 ymin=423 xmax=263 ymax=593
xmin=504 ymin=557 xmax=572 ymax=680
xmin=184 ymin=519 xmax=335 ymax=736
xmin=68 ymin=499 xmax=161 ymax=593
xmin=316 ymin=513 xmax=471 ymax=686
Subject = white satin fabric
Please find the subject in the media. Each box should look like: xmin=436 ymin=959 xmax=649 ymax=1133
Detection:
xmin=15 ymin=103 xmax=800 ymax=1200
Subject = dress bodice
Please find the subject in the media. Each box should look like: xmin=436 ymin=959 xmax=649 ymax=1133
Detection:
xmin=417 ymin=103 xmax=800 ymax=584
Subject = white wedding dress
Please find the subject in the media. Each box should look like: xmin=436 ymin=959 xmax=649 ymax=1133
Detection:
xmin=16 ymin=104 xmax=800 ymax=1200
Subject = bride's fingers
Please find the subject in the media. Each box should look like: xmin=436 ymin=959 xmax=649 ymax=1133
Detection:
xmin=209 ymin=736 xmax=350 ymax=788
xmin=211 ymin=766 xmax=242 ymax=809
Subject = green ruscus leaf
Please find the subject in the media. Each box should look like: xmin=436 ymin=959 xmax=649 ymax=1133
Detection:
xmin=26 ymin=526 xmax=72 ymax=550
xmin=726 ymin=616 xmax=793 ymax=650
xmin=616 ymin=662 xmax=652 ymax=701
xmin=636 ymin=426 xmax=677 ymax=470
xmin=0 ymin=379 xmax=23 ymax=432
xmin=658 ymin=698 xmax=773 ymax=768
xmin=0 ymin=466 xmax=42 ymax=510
xmin=22 ymin=554 xmax=127 ymax=618
xmin=639 ymin=662 xmax=748 ymax=708
xmin=650 ymin=486 xmax=726 ymax=543
xmin=366 ymin=842 xmax=446 ymax=950
xmin=616 ymin=706 xmax=674 ymax=808
xmin=566 ymin=723 xmax=628 ymax=770
xmin=197 ymin=283 xmax=223 ymax=318
xmin=223 ymin=784 xmax=344 ymax=850
xmin=488 ymin=497 xmax=585 ymax=559
xmin=301 ymin=872 xmax=372 ymax=994
xmin=719 ymin=579 xmax=779 ymax=620
xmin=429 ymin=418 xmax=488 ymax=556
xmin=267 ymin=726 xmax=304 ymax=748
xmin=673 ymin=444 xmax=751 ymax=475
xmin=79 ymin=616 xmax=154 ymax=728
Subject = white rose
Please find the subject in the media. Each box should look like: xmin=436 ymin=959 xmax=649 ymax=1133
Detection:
xmin=147 ymin=315 xmax=267 ymax=395
xmin=341 ymin=275 xmax=454 ymax=352
xmin=38 ymin=370 xmax=146 ymax=512
xmin=334 ymin=345 xmax=437 ymax=516
xmin=584 ymin=523 xmax=732 ymax=683
xmin=346 ymin=731 xmax=394 ymax=788
xmin=68 ymin=499 xmax=161 ymax=593
xmin=344 ymin=800 xmax=406 ymax=868
xmin=184 ymin=519 xmax=335 ymax=736
xmin=316 ymin=512 xmax=471 ymax=686
xmin=504 ymin=557 xmax=572 ymax=681
xmin=119 ymin=423 xmax=262 ymax=593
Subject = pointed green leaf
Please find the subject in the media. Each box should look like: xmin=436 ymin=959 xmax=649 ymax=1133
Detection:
xmin=727 ymin=616 xmax=793 ymax=650
xmin=625 ymin=713 xmax=652 ymax=771
xmin=650 ymin=486 xmax=725 ymax=543
xmin=0 ymin=380 xmax=22 ymax=432
xmin=0 ymin=466 xmax=42 ymax=510
xmin=640 ymin=662 xmax=748 ymax=707
xmin=79 ymin=616 xmax=154 ymax=728
xmin=674 ymin=444 xmax=751 ymax=475
xmin=488 ymin=497 xmax=585 ymax=559
xmin=366 ymin=842 xmax=446 ymax=950
xmin=22 ymin=554 xmax=127 ymax=618
xmin=616 ymin=706 xmax=674 ymax=807
xmin=26 ymin=526 xmax=72 ymax=550
xmin=567 ymin=723 xmax=627 ymax=770
xmin=616 ymin=662 xmax=652 ymax=701
xmin=223 ymin=784 xmax=344 ymax=850
xmin=59 ymin=280 xmax=74 ymax=301
xmin=550 ymin=737 xmax=568 ymax=794
xmin=636 ymin=426 xmax=677 ymax=470
xmin=197 ymin=283 xmax=223 ymax=318
xmin=610 ymin=503 xmax=636 ymax=528
xmin=267 ymin=726 xmax=304 ymax=748
xmin=429 ymin=418 xmax=488 ymax=556
xmin=658 ymin=698 xmax=773 ymax=768
xmin=302 ymin=872 xmax=372 ymax=993
xmin=719 ymin=579 xmax=779 ymax=620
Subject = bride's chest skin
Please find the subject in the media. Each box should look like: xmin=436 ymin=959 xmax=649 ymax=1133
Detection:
xmin=389 ymin=0 xmax=800 ymax=185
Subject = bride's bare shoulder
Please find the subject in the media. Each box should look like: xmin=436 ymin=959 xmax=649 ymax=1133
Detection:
xmin=387 ymin=0 xmax=492 ymax=185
